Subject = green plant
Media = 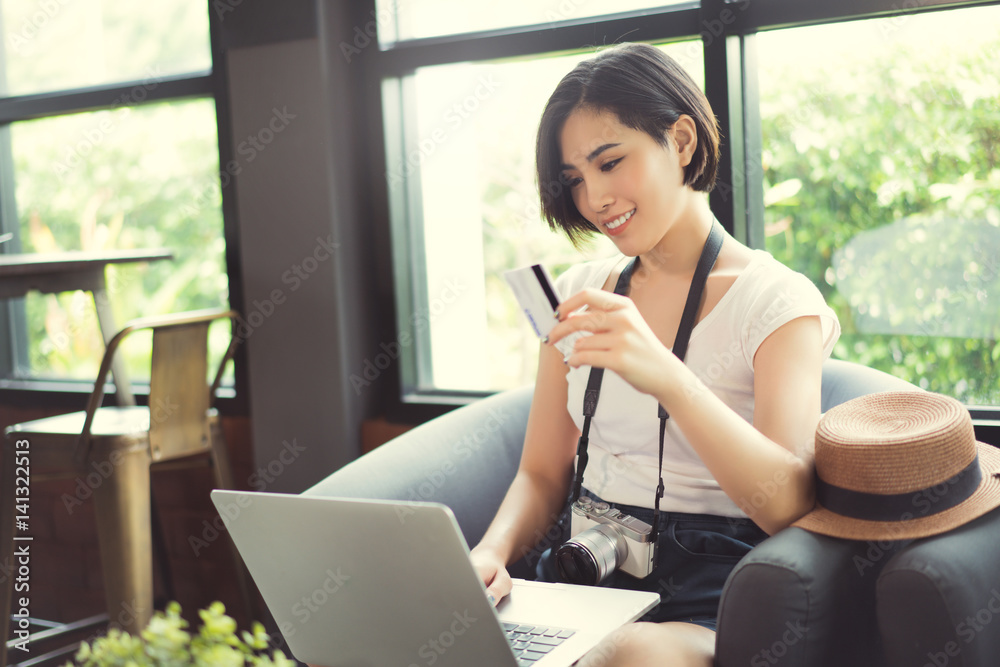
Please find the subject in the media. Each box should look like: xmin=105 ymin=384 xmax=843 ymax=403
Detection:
xmin=64 ymin=601 xmax=295 ymax=667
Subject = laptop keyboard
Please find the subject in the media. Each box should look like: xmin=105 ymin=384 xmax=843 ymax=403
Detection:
xmin=502 ymin=622 xmax=576 ymax=665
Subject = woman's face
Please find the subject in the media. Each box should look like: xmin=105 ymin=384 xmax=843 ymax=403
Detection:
xmin=558 ymin=107 xmax=694 ymax=256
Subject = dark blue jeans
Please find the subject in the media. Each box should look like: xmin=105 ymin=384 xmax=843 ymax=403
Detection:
xmin=537 ymin=491 xmax=768 ymax=630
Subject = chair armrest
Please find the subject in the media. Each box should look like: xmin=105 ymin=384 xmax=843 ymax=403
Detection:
xmin=877 ymin=506 xmax=1000 ymax=667
xmin=716 ymin=527 xmax=908 ymax=667
xmin=821 ymin=359 xmax=920 ymax=412
xmin=302 ymin=386 xmax=533 ymax=548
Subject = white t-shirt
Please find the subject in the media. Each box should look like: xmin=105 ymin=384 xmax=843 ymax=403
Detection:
xmin=554 ymin=249 xmax=841 ymax=517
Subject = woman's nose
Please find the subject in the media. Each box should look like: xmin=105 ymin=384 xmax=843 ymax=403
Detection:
xmin=586 ymin=181 xmax=613 ymax=214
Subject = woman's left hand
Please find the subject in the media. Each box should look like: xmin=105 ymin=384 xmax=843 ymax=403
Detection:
xmin=549 ymin=287 xmax=684 ymax=399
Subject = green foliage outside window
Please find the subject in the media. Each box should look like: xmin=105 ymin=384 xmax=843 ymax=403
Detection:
xmin=761 ymin=36 xmax=1000 ymax=405
xmin=10 ymin=100 xmax=229 ymax=382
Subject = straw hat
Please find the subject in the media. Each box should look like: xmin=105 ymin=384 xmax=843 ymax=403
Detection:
xmin=792 ymin=391 xmax=1000 ymax=541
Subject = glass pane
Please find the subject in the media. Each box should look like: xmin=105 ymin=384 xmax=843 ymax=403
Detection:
xmin=400 ymin=41 xmax=703 ymax=392
xmin=757 ymin=6 xmax=1000 ymax=406
xmin=7 ymin=98 xmax=228 ymax=381
xmin=0 ymin=0 xmax=210 ymax=96
xmin=376 ymin=0 xmax=695 ymax=45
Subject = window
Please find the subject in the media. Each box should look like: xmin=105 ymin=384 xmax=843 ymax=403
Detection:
xmin=375 ymin=0 xmax=695 ymax=45
xmin=757 ymin=6 xmax=1000 ymax=406
xmin=0 ymin=1 xmax=228 ymax=388
xmin=374 ymin=0 xmax=1000 ymax=413
xmin=0 ymin=0 xmax=211 ymax=96
xmin=385 ymin=40 xmax=702 ymax=395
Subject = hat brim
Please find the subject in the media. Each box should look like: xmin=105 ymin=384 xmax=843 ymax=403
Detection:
xmin=792 ymin=442 xmax=1000 ymax=541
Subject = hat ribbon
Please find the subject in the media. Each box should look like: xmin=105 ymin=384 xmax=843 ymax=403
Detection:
xmin=815 ymin=455 xmax=981 ymax=522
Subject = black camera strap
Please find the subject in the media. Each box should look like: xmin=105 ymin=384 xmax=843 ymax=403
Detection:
xmin=567 ymin=219 xmax=724 ymax=541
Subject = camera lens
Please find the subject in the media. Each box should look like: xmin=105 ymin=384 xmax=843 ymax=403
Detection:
xmin=554 ymin=523 xmax=627 ymax=586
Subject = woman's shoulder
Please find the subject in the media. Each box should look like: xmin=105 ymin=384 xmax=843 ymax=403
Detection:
xmin=741 ymin=249 xmax=819 ymax=291
xmin=553 ymin=255 xmax=627 ymax=295
xmin=731 ymin=249 xmax=841 ymax=356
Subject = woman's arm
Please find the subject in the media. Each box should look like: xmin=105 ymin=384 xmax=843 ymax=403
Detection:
xmin=663 ymin=316 xmax=823 ymax=534
xmin=550 ymin=288 xmax=824 ymax=535
xmin=470 ymin=339 xmax=581 ymax=602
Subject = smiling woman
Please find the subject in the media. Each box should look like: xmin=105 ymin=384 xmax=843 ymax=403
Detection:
xmin=465 ymin=42 xmax=840 ymax=667
xmin=536 ymin=45 xmax=718 ymax=249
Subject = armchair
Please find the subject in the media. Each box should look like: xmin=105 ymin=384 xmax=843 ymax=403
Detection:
xmin=302 ymin=360 xmax=1000 ymax=666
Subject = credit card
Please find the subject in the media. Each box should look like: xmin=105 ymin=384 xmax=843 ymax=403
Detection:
xmin=504 ymin=264 xmax=590 ymax=361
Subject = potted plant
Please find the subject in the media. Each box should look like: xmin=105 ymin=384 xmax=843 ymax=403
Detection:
xmin=64 ymin=601 xmax=295 ymax=666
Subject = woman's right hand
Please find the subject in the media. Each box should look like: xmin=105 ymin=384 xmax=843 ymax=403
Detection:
xmin=469 ymin=547 xmax=513 ymax=607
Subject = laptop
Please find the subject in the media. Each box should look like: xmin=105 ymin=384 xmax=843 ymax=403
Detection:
xmin=211 ymin=490 xmax=659 ymax=667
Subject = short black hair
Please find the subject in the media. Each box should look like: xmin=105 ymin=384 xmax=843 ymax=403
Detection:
xmin=536 ymin=43 xmax=720 ymax=247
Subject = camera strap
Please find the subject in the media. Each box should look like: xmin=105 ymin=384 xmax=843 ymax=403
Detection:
xmin=567 ymin=219 xmax=724 ymax=540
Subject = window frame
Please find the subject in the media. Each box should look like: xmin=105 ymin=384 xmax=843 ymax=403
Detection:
xmin=367 ymin=0 xmax=1000 ymax=424
xmin=0 ymin=2 xmax=248 ymax=414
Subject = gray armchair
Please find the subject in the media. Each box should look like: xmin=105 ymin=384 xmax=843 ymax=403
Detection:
xmin=303 ymin=360 xmax=1000 ymax=667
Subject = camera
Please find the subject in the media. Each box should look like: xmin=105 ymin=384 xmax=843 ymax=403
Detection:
xmin=554 ymin=497 xmax=656 ymax=585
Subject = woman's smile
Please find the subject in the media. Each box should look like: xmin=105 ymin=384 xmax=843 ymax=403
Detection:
xmin=601 ymin=208 xmax=636 ymax=235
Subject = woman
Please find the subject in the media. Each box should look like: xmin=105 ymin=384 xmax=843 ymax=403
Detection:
xmin=469 ymin=43 xmax=840 ymax=666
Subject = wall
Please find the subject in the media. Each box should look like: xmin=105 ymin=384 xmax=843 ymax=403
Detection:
xmin=220 ymin=0 xmax=382 ymax=494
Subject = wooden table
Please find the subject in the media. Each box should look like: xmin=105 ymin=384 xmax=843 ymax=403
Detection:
xmin=0 ymin=248 xmax=173 ymax=405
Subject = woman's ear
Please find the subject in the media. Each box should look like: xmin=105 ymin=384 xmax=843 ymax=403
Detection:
xmin=671 ymin=115 xmax=698 ymax=168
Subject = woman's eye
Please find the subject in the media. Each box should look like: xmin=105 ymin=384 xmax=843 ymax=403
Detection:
xmin=564 ymin=175 xmax=583 ymax=188
xmin=600 ymin=158 xmax=622 ymax=172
